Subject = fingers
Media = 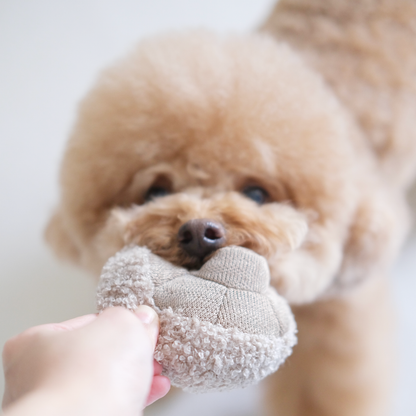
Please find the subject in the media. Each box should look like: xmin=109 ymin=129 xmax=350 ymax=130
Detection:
xmin=23 ymin=306 xmax=158 ymax=341
xmin=146 ymin=360 xmax=170 ymax=406
xmin=56 ymin=314 xmax=98 ymax=330
xmin=95 ymin=306 xmax=164 ymax=408
xmin=2 ymin=305 xmax=168 ymax=414
xmin=13 ymin=314 xmax=98 ymax=339
xmin=145 ymin=375 xmax=171 ymax=406
xmin=94 ymin=306 xmax=159 ymax=347
xmin=153 ymin=360 xmax=163 ymax=375
xmin=134 ymin=305 xmax=159 ymax=347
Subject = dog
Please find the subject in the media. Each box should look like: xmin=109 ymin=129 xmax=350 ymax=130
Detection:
xmin=46 ymin=1 xmax=416 ymax=414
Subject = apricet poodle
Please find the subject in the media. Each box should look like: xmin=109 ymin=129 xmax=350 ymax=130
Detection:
xmin=46 ymin=0 xmax=416 ymax=414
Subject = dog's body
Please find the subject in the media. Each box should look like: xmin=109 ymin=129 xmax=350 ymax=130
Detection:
xmin=260 ymin=1 xmax=416 ymax=414
xmin=47 ymin=1 xmax=416 ymax=415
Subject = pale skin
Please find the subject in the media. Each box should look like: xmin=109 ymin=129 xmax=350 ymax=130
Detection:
xmin=1 ymin=305 xmax=171 ymax=416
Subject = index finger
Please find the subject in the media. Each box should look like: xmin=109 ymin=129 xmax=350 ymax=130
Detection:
xmin=22 ymin=314 xmax=98 ymax=336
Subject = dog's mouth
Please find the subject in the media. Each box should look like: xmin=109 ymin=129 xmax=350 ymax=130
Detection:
xmin=180 ymin=256 xmax=206 ymax=271
xmin=178 ymin=249 xmax=221 ymax=271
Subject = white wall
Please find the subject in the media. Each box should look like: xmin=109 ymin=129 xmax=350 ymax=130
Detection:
xmin=0 ymin=1 xmax=414 ymax=415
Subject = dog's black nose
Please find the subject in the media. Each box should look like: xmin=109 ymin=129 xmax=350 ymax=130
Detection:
xmin=178 ymin=219 xmax=226 ymax=260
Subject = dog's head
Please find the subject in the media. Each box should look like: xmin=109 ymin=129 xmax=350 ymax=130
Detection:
xmin=46 ymin=32 xmax=402 ymax=304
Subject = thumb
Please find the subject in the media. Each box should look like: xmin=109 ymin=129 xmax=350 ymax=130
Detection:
xmin=134 ymin=305 xmax=159 ymax=347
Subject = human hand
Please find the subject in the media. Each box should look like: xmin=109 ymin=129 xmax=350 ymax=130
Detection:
xmin=2 ymin=306 xmax=170 ymax=416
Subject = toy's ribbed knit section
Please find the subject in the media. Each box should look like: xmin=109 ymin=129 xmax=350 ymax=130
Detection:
xmin=193 ymin=246 xmax=270 ymax=293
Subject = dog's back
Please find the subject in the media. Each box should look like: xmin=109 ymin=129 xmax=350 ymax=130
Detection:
xmin=261 ymin=0 xmax=416 ymax=190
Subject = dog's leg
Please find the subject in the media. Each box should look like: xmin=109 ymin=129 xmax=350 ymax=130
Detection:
xmin=263 ymin=277 xmax=395 ymax=416
xmin=261 ymin=0 xmax=416 ymax=190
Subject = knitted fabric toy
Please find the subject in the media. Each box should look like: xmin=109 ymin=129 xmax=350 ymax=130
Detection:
xmin=96 ymin=245 xmax=297 ymax=392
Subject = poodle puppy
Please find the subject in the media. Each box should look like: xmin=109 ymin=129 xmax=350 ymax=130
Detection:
xmin=46 ymin=1 xmax=416 ymax=414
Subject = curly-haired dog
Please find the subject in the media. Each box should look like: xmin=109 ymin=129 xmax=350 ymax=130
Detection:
xmin=46 ymin=0 xmax=416 ymax=414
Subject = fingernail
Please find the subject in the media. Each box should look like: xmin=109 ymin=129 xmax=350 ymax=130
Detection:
xmin=135 ymin=305 xmax=157 ymax=325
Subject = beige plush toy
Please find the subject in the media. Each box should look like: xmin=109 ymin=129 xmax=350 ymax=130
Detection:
xmin=96 ymin=245 xmax=297 ymax=392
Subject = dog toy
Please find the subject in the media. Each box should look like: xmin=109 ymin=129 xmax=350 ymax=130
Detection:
xmin=96 ymin=245 xmax=296 ymax=392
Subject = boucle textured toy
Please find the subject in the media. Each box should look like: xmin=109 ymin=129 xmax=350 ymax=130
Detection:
xmin=96 ymin=245 xmax=297 ymax=392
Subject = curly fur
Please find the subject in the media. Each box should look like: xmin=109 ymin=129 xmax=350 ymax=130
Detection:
xmin=46 ymin=31 xmax=404 ymax=302
xmin=46 ymin=1 xmax=415 ymax=413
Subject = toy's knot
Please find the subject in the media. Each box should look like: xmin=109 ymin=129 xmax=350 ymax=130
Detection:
xmin=192 ymin=246 xmax=270 ymax=293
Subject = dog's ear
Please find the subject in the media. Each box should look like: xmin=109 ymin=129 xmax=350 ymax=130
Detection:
xmin=45 ymin=209 xmax=81 ymax=264
xmin=334 ymin=190 xmax=407 ymax=292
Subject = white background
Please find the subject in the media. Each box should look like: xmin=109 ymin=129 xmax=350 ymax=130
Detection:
xmin=0 ymin=1 xmax=415 ymax=415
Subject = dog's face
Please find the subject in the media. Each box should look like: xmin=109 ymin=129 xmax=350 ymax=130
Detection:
xmin=47 ymin=32 xmax=400 ymax=304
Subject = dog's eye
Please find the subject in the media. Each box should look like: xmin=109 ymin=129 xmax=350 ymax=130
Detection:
xmin=145 ymin=186 xmax=170 ymax=202
xmin=242 ymin=186 xmax=269 ymax=204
